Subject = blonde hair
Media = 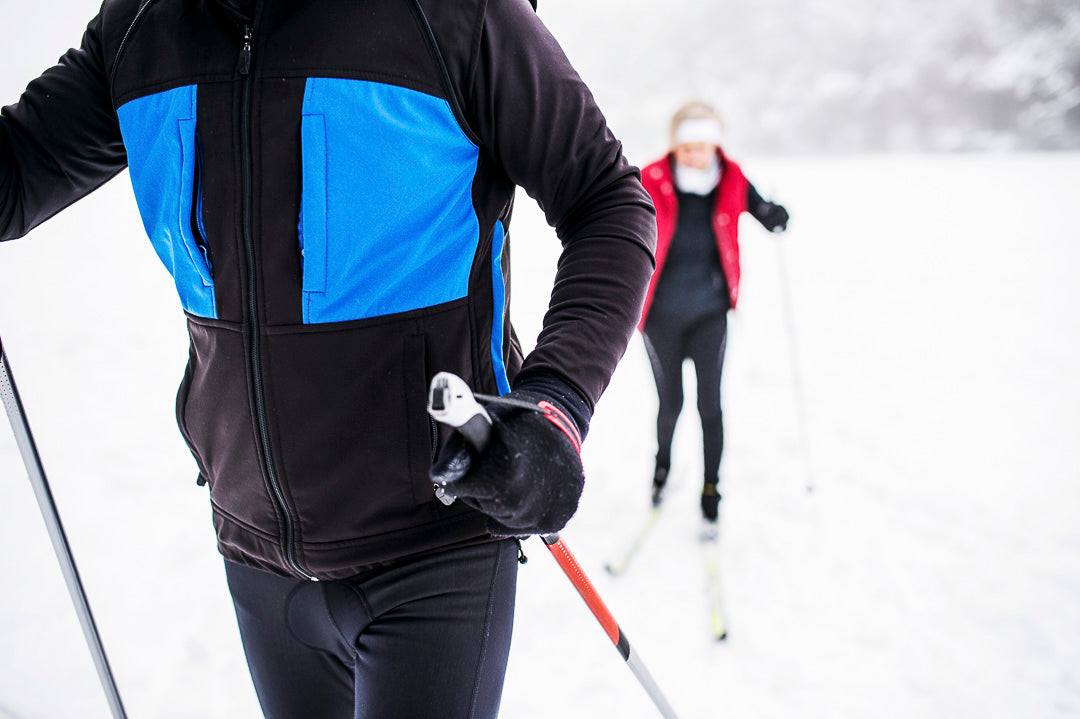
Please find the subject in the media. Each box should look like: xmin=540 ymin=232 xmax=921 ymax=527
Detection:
xmin=669 ymin=101 xmax=725 ymax=148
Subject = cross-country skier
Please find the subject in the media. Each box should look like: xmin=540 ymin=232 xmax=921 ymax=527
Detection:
xmin=638 ymin=100 xmax=789 ymax=528
xmin=0 ymin=0 xmax=656 ymax=716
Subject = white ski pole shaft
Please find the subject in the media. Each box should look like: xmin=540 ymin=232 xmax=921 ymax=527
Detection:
xmin=775 ymin=240 xmax=816 ymax=493
xmin=0 ymin=337 xmax=128 ymax=719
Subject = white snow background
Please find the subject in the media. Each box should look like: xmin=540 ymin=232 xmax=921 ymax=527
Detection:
xmin=1 ymin=2 xmax=1079 ymax=718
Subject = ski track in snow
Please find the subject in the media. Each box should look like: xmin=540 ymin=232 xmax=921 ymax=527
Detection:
xmin=1 ymin=154 xmax=1077 ymax=719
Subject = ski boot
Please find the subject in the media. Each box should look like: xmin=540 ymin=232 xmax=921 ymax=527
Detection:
xmin=651 ymin=466 xmax=669 ymax=507
xmin=700 ymin=482 xmax=721 ymax=541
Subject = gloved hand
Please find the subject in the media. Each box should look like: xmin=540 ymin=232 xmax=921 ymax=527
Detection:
xmin=758 ymin=201 xmax=789 ymax=233
xmin=430 ymin=388 xmax=586 ymax=537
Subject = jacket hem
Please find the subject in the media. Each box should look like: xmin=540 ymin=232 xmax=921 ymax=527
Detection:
xmin=215 ymin=505 xmax=491 ymax=580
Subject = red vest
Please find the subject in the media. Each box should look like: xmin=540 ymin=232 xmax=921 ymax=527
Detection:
xmin=638 ymin=150 xmax=748 ymax=329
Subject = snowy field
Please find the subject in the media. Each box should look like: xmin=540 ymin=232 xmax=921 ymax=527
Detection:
xmin=1 ymin=152 xmax=1078 ymax=719
xmin=2 ymin=4 xmax=1080 ymax=719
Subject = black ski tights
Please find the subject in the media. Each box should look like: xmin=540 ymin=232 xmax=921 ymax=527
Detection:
xmin=643 ymin=309 xmax=728 ymax=490
xmin=225 ymin=539 xmax=519 ymax=719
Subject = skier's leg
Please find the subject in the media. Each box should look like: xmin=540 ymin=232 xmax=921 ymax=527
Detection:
xmin=688 ymin=311 xmax=728 ymax=519
xmin=642 ymin=322 xmax=686 ymax=493
xmin=224 ymin=538 xmax=518 ymax=719
xmin=347 ymin=539 xmax=518 ymax=719
xmin=225 ymin=560 xmax=355 ymax=719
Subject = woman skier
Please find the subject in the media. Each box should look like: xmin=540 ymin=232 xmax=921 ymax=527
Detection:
xmin=638 ymin=100 xmax=789 ymax=529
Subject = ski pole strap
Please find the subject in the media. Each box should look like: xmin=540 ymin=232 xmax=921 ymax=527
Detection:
xmin=541 ymin=533 xmax=626 ymax=657
xmin=537 ymin=400 xmax=582 ymax=455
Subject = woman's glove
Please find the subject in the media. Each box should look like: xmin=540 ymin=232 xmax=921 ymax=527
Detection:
xmin=429 ymin=387 xmax=586 ymax=538
xmin=758 ymin=201 xmax=789 ymax=233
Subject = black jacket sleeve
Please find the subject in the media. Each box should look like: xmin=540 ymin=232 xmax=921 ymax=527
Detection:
xmin=747 ymin=182 xmax=766 ymax=217
xmin=747 ymin=182 xmax=789 ymax=233
xmin=468 ymin=0 xmax=657 ymax=411
xmin=0 ymin=11 xmax=127 ymax=242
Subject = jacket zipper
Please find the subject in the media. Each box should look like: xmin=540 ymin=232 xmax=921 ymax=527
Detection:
xmin=237 ymin=24 xmax=315 ymax=581
xmin=108 ymin=0 xmax=163 ymax=108
xmin=428 ymin=415 xmax=439 ymax=462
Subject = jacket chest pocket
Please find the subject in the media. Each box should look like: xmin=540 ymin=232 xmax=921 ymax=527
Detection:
xmin=117 ymin=84 xmax=216 ymax=319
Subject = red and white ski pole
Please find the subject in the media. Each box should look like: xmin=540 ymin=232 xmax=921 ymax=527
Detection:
xmin=428 ymin=372 xmax=680 ymax=719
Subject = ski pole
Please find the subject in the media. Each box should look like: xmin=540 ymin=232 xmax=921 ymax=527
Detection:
xmin=0 ymin=336 xmax=128 ymax=719
xmin=774 ymin=239 xmax=816 ymax=494
xmin=538 ymin=532 xmax=679 ymax=717
xmin=428 ymin=372 xmax=680 ymax=719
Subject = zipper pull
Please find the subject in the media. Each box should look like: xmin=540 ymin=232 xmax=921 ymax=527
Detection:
xmin=237 ymin=25 xmax=253 ymax=75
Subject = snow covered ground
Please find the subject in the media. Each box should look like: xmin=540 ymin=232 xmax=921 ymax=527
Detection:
xmin=1 ymin=151 xmax=1078 ymax=718
xmin=505 ymin=152 xmax=1080 ymax=719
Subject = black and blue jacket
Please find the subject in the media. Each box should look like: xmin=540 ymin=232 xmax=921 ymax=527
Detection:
xmin=0 ymin=0 xmax=656 ymax=580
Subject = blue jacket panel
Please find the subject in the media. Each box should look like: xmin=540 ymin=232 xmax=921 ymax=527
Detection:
xmin=298 ymin=77 xmax=481 ymax=323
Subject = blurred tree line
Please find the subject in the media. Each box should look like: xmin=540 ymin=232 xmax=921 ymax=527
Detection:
xmin=543 ymin=0 xmax=1080 ymax=154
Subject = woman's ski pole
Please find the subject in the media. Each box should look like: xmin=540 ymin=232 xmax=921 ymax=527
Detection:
xmin=428 ymin=372 xmax=680 ymax=719
xmin=0 ymin=336 xmax=128 ymax=719
xmin=775 ymin=240 xmax=816 ymax=493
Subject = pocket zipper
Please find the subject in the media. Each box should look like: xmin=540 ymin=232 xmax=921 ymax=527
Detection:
xmin=192 ymin=129 xmax=213 ymax=277
xmin=428 ymin=414 xmax=440 ymax=462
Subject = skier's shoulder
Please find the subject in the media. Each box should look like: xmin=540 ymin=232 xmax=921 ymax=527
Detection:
xmin=90 ymin=0 xmax=177 ymax=75
xmin=97 ymin=0 xmax=153 ymax=41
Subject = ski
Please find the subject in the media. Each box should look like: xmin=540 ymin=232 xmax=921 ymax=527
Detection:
xmin=702 ymin=531 xmax=727 ymax=641
xmin=604 ymin=504 xmax=662 ymax=577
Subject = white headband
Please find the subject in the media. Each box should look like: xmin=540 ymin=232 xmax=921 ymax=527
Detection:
xmin=674 ymin=118 xmax=724 ymax=147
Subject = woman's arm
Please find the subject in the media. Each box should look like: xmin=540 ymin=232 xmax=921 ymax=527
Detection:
xmin=746 ymin=182 xmax=789 ymax=233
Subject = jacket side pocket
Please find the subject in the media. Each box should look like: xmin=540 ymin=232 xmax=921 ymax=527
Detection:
xmin=404 ymin=333 xmax=437 ymax=505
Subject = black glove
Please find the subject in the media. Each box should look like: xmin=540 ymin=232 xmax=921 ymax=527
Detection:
xmin=430 ymin=388 xmax=587 ymax=537
xmin=758 ymin=201 xmax=789 ymax=233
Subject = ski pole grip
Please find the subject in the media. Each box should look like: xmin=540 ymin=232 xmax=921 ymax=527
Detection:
xmin=427 ymin=371 xmax=493 ymax=453
xmin=427 ymin=372 xmax=493 ymax=506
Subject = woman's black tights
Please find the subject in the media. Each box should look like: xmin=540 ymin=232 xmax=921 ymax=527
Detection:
xmin=643 ymin=309 xmax=728 ymax=490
